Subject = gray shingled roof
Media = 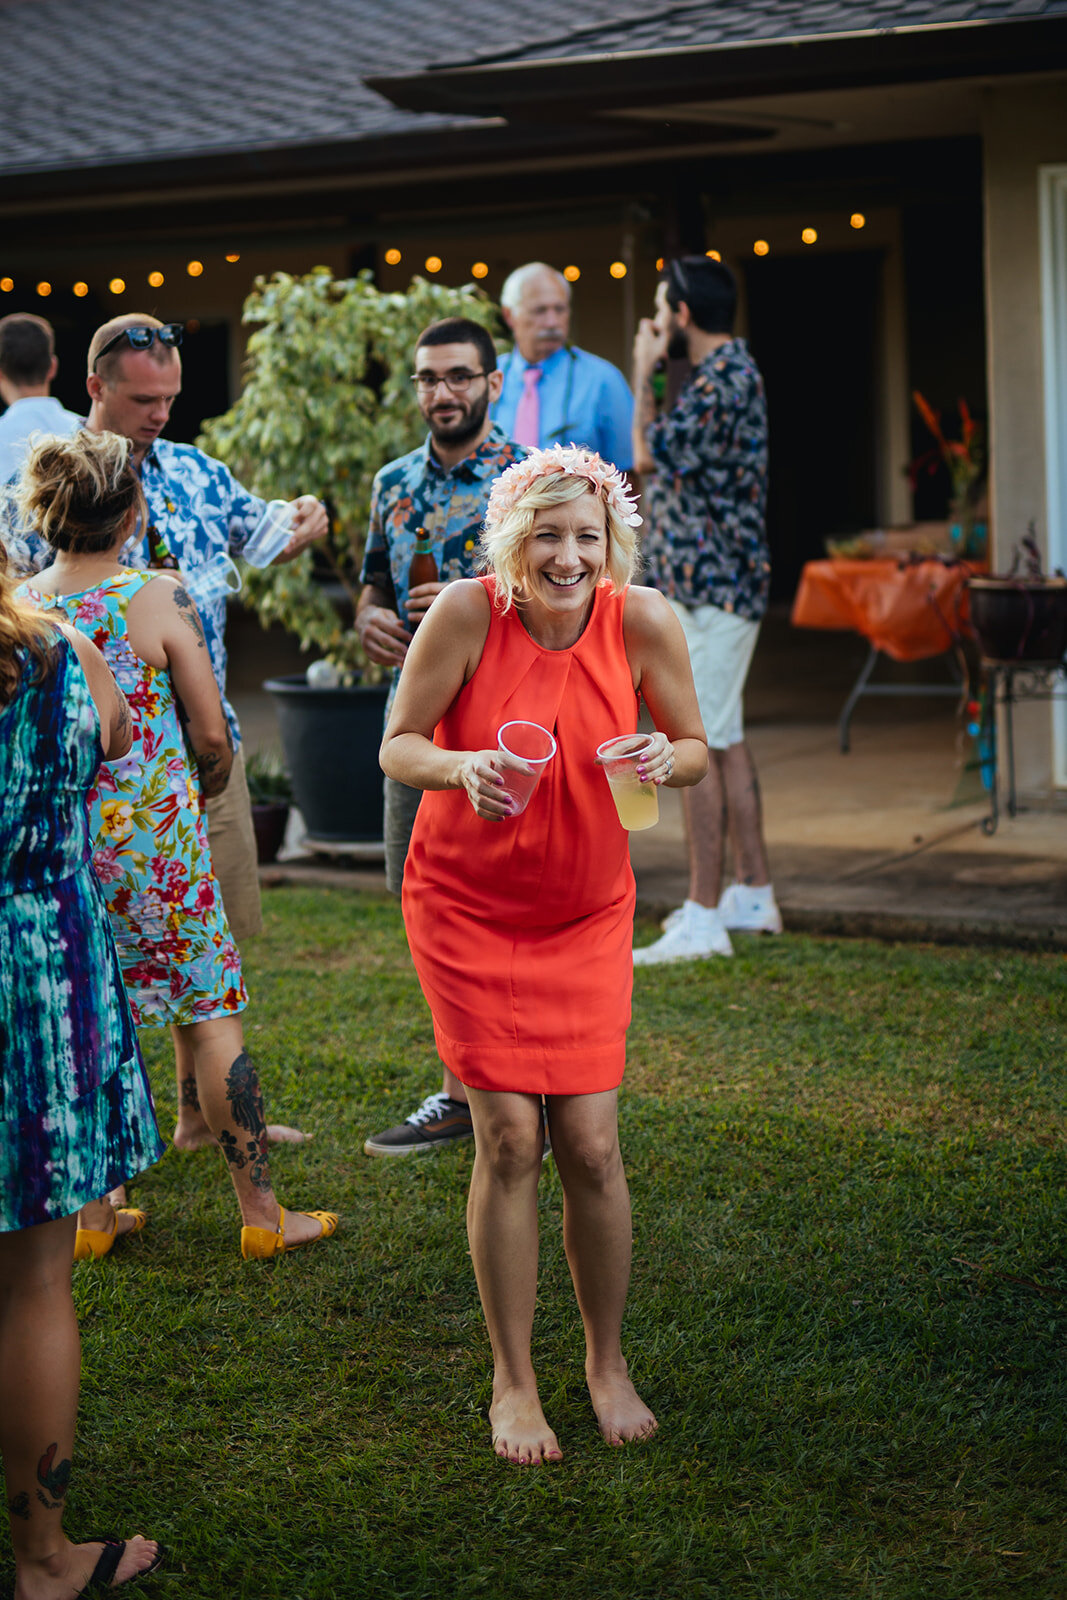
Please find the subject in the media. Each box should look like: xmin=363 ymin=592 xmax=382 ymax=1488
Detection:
xmin=448 ymin=0 xmax=1067 ymax=67
xmin=0 ymin=0 xmax=1063 ymax=177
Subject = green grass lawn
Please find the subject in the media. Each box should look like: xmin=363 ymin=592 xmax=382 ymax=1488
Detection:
xmin=24 ymin=889 xmax=1067 ymax=1599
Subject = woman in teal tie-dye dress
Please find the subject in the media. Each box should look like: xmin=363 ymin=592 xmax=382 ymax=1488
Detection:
xmin=0 ymin=547 xmax=164 ymax=1594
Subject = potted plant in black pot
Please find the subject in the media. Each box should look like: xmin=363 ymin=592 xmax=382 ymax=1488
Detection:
xmin=245 ymin=745 xmax=293 ymax=864
xmin=198 ymin=267 xmax=500 ymax=844
xmin=968 ymin=529 xmax=1067 ymax=665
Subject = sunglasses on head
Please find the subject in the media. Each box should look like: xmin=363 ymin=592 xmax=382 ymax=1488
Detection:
xmin=92 ymin=323 xmax=183 ymax=369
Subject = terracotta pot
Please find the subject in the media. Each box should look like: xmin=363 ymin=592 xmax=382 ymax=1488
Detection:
xmin=967 ymin=577 xmax=1067 ymax=664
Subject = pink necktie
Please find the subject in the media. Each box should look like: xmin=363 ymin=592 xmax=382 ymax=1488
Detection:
xmin=512 ymin=365 xmax=542 ymax=447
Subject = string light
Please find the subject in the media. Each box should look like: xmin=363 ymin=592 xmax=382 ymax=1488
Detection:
xmin=425 ymin=256 xmax=442 ymax=274
xmin=109 ymin=278 xmax=125 ymax=295
xmin=148 ymin=271 xmax=165 ymax=288
xmin=384 ymin=248 xmax=402 ymax=266
xmin=225 ymin=253 xmax=240 ymax=263
xmin=73 ymin=282 xmax=89 ymax=298
xmin=186 ymin=318 xmax=201 ymax=333
xmin=706 ymin=249 xmax=722 ymax=261
xmin=801 ymin=227 xmax=818 ymax=245
xmin=0 ymin=278 xmax=13 ymax=292
xmin=609 ymin=261 xmax=627 ymax=279
xmin=563 ymin=265 xmax=580 ymax=282
xmin=471 ymin=261 xmax=488 ymax=279
xmin=186 ymin=260 xmax=204 ymax=277
xmin=850 ymin=213 xmax=866 ymax=230
xmin=655 ymin=257 xmax=664 ymax=271
xmin=753 ymin=240 xmax=770 ymax=257
xmin=36 ymin=282 xmax=52 ymax=297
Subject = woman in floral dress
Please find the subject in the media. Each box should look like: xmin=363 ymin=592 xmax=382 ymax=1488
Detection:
xmin=17 ymin=430 xmax=337 ymax=1258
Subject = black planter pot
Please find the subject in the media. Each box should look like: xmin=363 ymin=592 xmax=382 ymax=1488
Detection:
xmin=967 ymin=577 xmax=1067 ymax=664
xmin=264 ymin=676 xmax=389 ymax=842
xmin=251 ymin=802 xmax=290 ymax=864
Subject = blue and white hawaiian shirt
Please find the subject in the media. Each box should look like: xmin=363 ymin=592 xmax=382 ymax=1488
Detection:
xmin=360 ymin=423 xmax=525 ymax=711
xmin=2 ymin=438 xmax=264 ymax=745
xmin=641 ymin=338 xmax=771 ymax=622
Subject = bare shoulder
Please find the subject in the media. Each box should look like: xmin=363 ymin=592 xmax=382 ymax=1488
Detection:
xmin=433 ymin=577 xmax=492 ymax=624
xmin=623 ymin=583 xmax=679 ymax=643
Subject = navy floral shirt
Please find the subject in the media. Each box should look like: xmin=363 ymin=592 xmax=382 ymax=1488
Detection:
xmin=641 ymin=338 xmax=770 ymax=621
xmin=360 ymin=424 xmax=525 ymax=710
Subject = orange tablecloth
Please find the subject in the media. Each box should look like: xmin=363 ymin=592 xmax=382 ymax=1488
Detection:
xmin=791 ymin=559 xmax=978 ymax=662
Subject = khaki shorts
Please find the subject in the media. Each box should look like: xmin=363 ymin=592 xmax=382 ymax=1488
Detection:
xmin=205 ymin=744 xmax=263 ymax=943
xmin=384 ymin=775 xmax=422 ymax=896
xmin=669 ymin=600 xmax=760 ymax=750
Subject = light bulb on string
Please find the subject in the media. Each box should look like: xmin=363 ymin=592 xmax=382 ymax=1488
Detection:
xmin=148 ymin=271 xmax=165 ymax=288
xmin=801 ymin=228 xmax=817 ymax=245
xmin=471 ymin=262 xmax=488 ymax=279
xmin=0 ymin=278 xmax=13 ymax=292
xmin=753 ymin=240 xmax=770 ymax=257
xmin=186 ymin=260 xmax=204 ymax=278
xmin=225 ymin=253 xmax=240 ymax=263
xmin=706 ymin=249 xmax=722 ymax=261
xmin=109 ymin=278 xmax=125 ymax=295
xmin=850 ymin=213 xmax=866 ymax=230
xmin=609 ymin=261 xmax=627 ymax=279
xmin=37 ymin=282 xmax=52 ymax=297
xmin=73 ymin=282 xmax=89 ymax=298
xmin=424 ymin=256 xmax=442 ymax=274
xmin=384 ymin=248 xmax=402 ymax=266
xmin=563 ymin=265 xmax=580 ymax=282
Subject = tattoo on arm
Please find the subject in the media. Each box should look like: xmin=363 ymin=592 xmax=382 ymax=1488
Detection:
xmin=636 ymin=376 xmax=658 ymax=429
xmin=172 ymin=585 xmax=207 ymax=648
xmin=114 ymin=687 xmax=132 ymax=747
xmin=194 ymin=745 xmax=229 ymax=798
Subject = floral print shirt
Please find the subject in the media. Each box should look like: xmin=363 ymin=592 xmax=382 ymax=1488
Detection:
xmin=16 ymin=570 xmax=247 ymax=1028
xmin=3 ymin=439 xmax=264 ymax=745
xmin=641 ymin=338 xmax=771 ymax=621
xmin=360 ymin=424 xmax=526 ymax=712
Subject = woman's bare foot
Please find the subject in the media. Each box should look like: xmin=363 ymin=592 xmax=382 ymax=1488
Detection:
xmin=280 ymin=1208 xmax=333 ymax=1247
xmin=172 ymin=1119 xmax=311 ymax=1152
xmin=76 ymin=1198 xmax=144 ymax=1240
xmin=587 ymin=1363 xmax=659 ymax=1447
xmin=489 ymin=1385 xmax=563 ymax=1465
xmin=15 ymin=1533 xmax=160 ymax=1600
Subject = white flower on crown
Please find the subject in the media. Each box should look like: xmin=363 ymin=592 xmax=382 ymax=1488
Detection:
xmin=485 ymin=444 xmax=642 ymax=533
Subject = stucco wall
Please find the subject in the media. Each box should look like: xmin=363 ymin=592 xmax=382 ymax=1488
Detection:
xmin=982 ymin=80 xmax=1067 ymax=797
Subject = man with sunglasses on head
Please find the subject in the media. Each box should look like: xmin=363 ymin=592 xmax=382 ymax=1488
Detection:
xmin=1 ymin=311 xmax=327 ymax=946
xmin=356 ymin=316 xmax=525 ymax=1156
xmin=630 ymin=256 xmax=781 ymax=965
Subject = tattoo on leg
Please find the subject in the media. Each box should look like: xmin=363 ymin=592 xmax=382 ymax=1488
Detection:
xmin=248 ymin=1135 xmax=271 ymax=1192
xmin=36 ymin=1443 xmax=70 ymax=1503
xmin=7 ymin=1491 xmax=31 ymax=1521
xmin=179 ymin=1073 xmax=201 ymax=1109
xmin=218 ymin=1129 xmax=247 ymax=1169
xmin=225 ymin=1052 xmax=267 ymax=1138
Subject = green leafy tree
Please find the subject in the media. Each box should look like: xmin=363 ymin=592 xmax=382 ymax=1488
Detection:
xmin=198 ymin=266 xmax=500 ymax=674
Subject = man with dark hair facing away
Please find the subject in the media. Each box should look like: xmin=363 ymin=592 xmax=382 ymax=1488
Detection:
xmin=357 ymin=315 xmax=525 ymax=1155
xmin=0 ymin=313 xmax=80 ymax=481
xmin=631 ymin=256 xmax=781 ymax=964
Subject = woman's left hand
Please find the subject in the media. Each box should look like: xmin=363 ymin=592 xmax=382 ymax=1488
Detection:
xmin=636 ymin=731 xmax=676 ymax=786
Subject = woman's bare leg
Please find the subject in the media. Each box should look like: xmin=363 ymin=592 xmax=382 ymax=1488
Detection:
xmin=171 ymin=1023 xmax=308 ymax=1150
xmin=464 ymin=1087 xmax=561 ymax=1465
xmin=548 ymin=1091 xmax=658 ymax=1446
xmin=0 ymin=1215 xmax=159 ymax=1599
xmin=175 ymin=1015 xmax=327 ymax=1247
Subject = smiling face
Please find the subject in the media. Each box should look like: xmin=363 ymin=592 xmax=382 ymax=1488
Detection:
xmin=414 ymin=339 xmax=501 ymax=451
xmin=86 ymin=346 xmax=182 ymax=462
xmin=520 ymin=490 xmax=608 ymax=624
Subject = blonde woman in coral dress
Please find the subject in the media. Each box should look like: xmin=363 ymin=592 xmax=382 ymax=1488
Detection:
xmin=382 ymin=446 xmax=708 ymax=1465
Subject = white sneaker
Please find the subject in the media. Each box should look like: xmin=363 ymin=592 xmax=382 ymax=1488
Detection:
xmin=717 ymin=882 xmax=783 ymax=934
xmin=633 ymin=901 xmax=733 ymax=964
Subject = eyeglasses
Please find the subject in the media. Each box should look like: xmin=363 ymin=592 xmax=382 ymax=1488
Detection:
xmin=410 ymin=369 xmax=489 ymax=395
xmin=92 ymin=323 xmax=183 ymax=369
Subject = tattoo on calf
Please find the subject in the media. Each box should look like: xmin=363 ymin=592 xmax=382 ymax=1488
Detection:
xmin=7 ymin=1491 xmax=31 ymax=1520
xmin=217 ymin=1129 xmax=246 ymax=1169
xmin=225 ymin=1052 xmax=266 ymax=1137
xmin=36 ymin=1443 xmax=71 ymax=1506
xmin=179 ymin=1074 xmax=201 ymax=1109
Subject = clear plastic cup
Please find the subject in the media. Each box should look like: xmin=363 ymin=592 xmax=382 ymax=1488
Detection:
xmin=595 ymin=733 xmax=660 ymax=831
xmin=242 ymin=499 xmax=294 ymax=568
xmin=182 ymin=550 xmax=243 ymax=608
xmin=495 ymin=720 xmax=557 ymax=817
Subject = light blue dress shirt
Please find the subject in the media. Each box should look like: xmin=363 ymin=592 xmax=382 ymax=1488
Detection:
xmin=0 ymin=396 xmax=81 ymax=482
xmin=491 ymin=344 xmax=635 ymax=469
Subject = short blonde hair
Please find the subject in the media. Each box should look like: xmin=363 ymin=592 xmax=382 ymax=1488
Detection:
xmin=480 ymin=470 xmax=640 ymax=613
xmin=16 ymin=428 xmax=145 ymax=555
xmin=87 ymin=312 xmax=169 ymax=381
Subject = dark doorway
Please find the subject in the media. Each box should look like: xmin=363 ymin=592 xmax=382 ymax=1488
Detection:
xmin=745 ymin=251 xmax=880 ymax=601
xmin=168 ymin=320 xmax=231 ymax=444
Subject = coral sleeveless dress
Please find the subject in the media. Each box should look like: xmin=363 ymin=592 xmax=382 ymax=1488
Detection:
xmin=402 ymin=575 xmax=639 ymax=1096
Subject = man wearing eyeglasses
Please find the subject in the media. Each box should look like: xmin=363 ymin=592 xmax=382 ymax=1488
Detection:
xmin=630 ymin=257 xmax=781 ymax=965
xmin=356 ymin=315 xmax=524 ymax=1156
xmin=2 ymin=312 xmax=326 ymax=946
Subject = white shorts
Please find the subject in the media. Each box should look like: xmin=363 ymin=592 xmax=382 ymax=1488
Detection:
xmin=668 ymin=601 xmax=760 ymax=750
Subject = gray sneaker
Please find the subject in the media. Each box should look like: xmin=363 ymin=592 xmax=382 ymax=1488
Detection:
xmin=363 ymin=1091 xmax=473 ymax=1157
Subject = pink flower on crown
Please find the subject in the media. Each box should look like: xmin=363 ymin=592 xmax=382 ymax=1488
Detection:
xmin=485 ymin=445 xmax=642 ymax=534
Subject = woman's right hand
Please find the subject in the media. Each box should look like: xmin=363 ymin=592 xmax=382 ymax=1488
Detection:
xmin=455 ymin=749 xmax=515 ymax=822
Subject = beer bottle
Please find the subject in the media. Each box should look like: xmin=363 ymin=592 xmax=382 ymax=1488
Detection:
xmin=407 ymin=527 xmax=438 ymax=627
xmin=146 ymin=525 xmax=180 ymax=570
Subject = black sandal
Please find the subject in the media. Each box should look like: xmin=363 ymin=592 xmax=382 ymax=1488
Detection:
xmin=78 ymin=1534 xmax=165 ymax=1594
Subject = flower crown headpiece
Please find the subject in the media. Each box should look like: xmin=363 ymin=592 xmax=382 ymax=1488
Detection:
xmin=484 ymin=444 xmax=642 ymax=533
